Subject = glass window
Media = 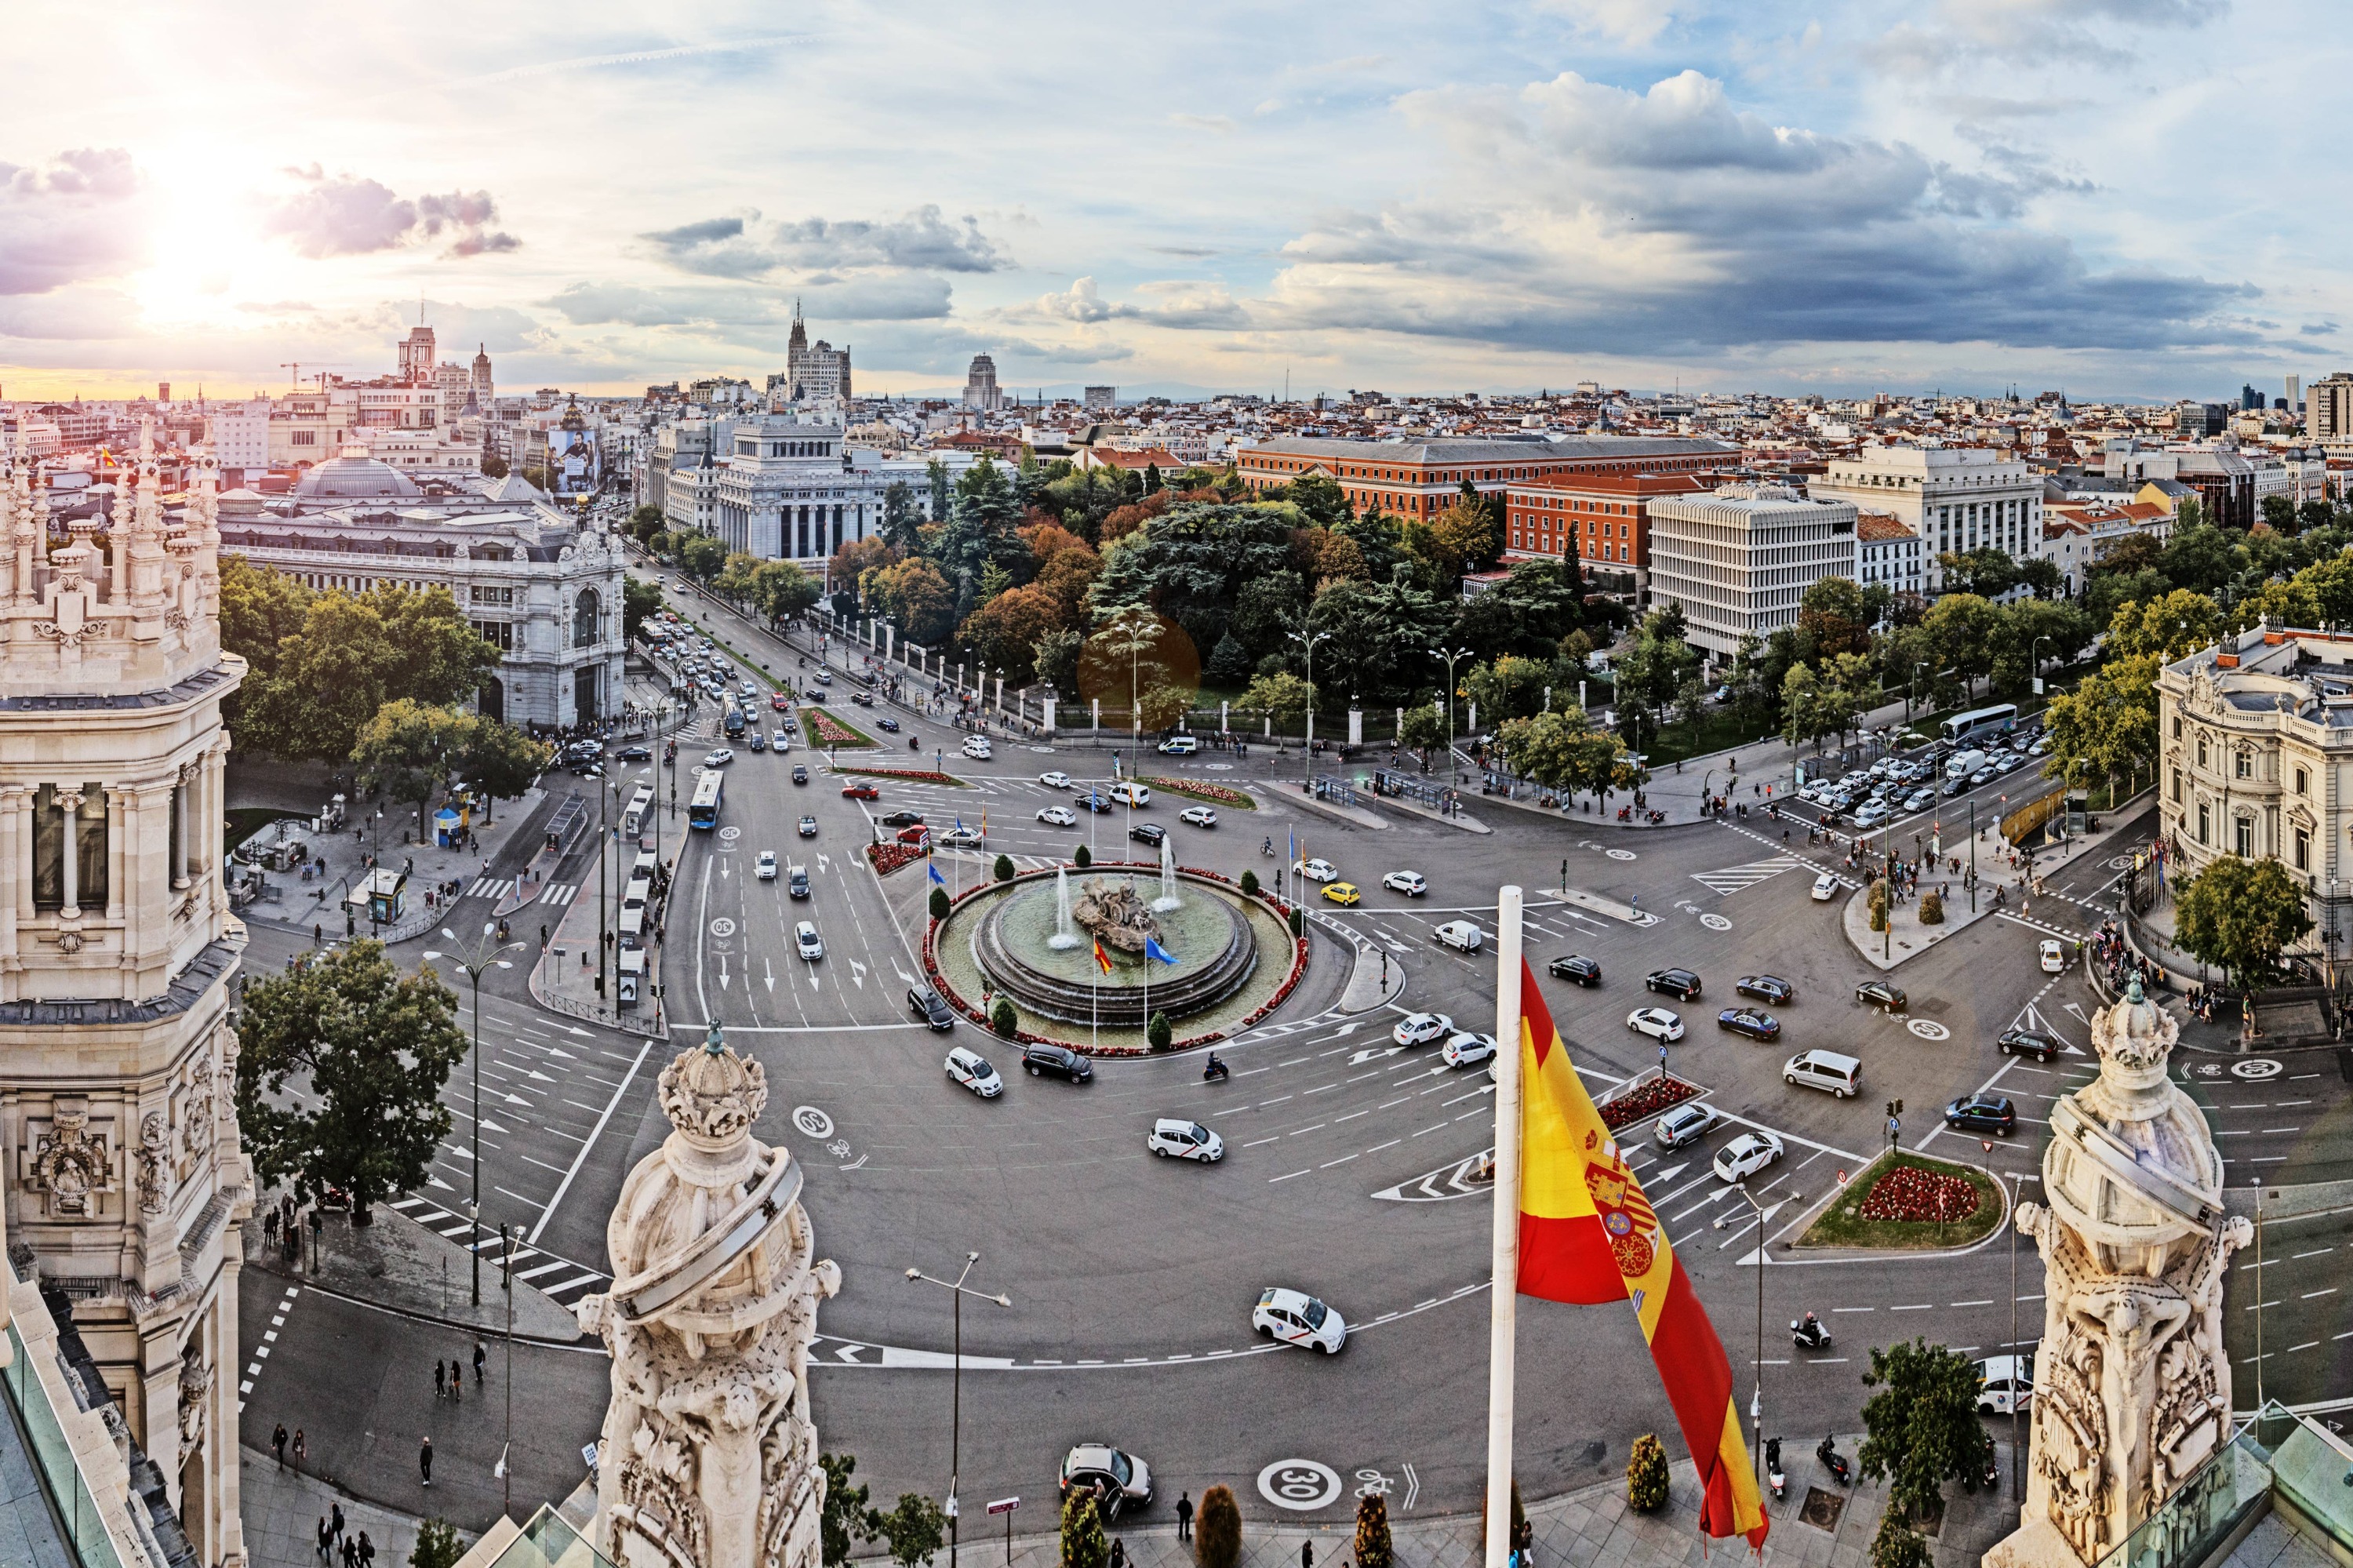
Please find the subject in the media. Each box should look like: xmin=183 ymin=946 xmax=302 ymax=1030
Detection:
xmin=2235 ymin=751 xmax=2251 ymax=779
xmin=2198 ymin=803 xmax=2209 ymax=844
xmin=31 ymin=784 xmax=107 ymax=911
xmin=2235 ymin=817 xmax=2253 ymax=857
xmin=2296 ymin=828 xmax=2310 ymax=870
xmin=2296 ymin=766 xmax=2308 ymax=795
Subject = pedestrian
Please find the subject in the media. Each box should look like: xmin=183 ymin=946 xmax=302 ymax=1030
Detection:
xmin=1176 ymin=1493 xmax=1194 ymax=1541
xmin=331 ymin=1503 xmax=345 ymax=1545
xmin=293 ymin=1428 xmax=307 ymax=1468
xmin=420 ymin=1435 xmax=434 ymax=1487
xmin=274 ymin=1422 xmax=289 ymax=1468
xmin=342 ymin=1537 xmax=358 ymax=1568
xmin=474 ymin=1340 xmax=487 ymax=1386
xmin=1302 ymin=1542 xmax=1315 ymax=1568
xmin=449 ymin=1356 xmax=462 ymax=1402
xmin=316 ymin=1518 xmax=332 ymax=1562
xmin=1111 ymin=1541 xmax=1126 ymax=1568
xmin=435 ymin=1360 xmax=445 ymax=1399
xmin=358 ymin=1532 xmax=375 ymax=1568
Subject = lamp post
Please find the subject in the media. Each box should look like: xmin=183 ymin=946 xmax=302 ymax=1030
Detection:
xmin=905 ymin=1253 xmax=1010 ymax=1568
xmin=1289 ymin=623 xmax=1333 ymax=792
xmin=422 ymin=922 xmax=524 ymax=1306
xmin=1714 ymin=1181 xmax=1770 ymax=1493
xmin=1429 ymin=646 xmax=1474 ymax=784
xmin=2030 ymin=635 xmax=2050 ymax=695
xmin=1908 ymin=661 xmax=1929 ymax=721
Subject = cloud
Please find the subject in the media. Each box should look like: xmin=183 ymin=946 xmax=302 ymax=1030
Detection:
xmin=1028 ymin=277 xmax=1131 ymax=323
xmin=1536 ymin=0 xmax=1673 ymax=48
xmin=544 ymin=273 xmax=953 ymax=333
xmin=1202 ymin=68 xmax=2253 ymax=358
xmin=0 ymin=148 xmax=149 ymax=296
xmin=1868 ymin=0 xmax=2211 ymax=76
xmin=2302 ymin=322 xmax=2340 ymax=337
xmin=1171 ymin=113 xmax=1237 ymax=134
xmin=264 ymin=171 xmax=520 ymax=259
xmin=641 ymin=205 xmax=1009 ymax=278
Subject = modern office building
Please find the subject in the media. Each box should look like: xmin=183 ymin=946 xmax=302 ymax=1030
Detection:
xmin=1645 ymin=482 xmax=1859 ymax=659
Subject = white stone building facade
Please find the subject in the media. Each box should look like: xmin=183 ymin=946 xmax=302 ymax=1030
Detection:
xmin=1645 ymin=483 xmax=1859 ymax=659
xmin=1807 ymin=444 xmax=2042 ymax=590
xmin=713 ymin=417 xmax=892 ymax=564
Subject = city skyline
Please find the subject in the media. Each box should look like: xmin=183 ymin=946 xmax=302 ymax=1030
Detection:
xmin=1 ymin=2 xmax=2347 ymax=402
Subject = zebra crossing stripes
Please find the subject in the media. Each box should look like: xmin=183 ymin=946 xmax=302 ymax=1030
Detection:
xmin=1689 ymin=855 xmax=1810 ymax=897
xmin=467 ymin=877 xmax=514 ymax=900
xmin=538 ymin=882 xmax=579 ymax=907
xmin=387 ymin=1195 xmax=613 ymax=1307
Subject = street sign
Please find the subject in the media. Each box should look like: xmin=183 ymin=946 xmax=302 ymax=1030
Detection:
xmin=987 ymin=1499 xmax=1020 ymax=1516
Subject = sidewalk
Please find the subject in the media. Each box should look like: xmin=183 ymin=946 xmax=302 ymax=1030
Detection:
xmin=242 ymin=1444 xmax=460 ymax=1568
xmin=245 ymin=1199 xmax=584 ymax=1342
xmin=865 ymin=1436 xmax=2026 ymax=1568
xmin=1841 ymin=879 xmax=1999 ymax=970
xmin=526 ymin=812 xmax=678 ymax=1039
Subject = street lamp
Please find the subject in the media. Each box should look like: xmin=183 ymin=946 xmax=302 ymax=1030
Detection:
xmin=1288 ymin=622 xmax=1333 ymax=792
xmin=422 ymin=922 xmax=524 ymax=1306
xmin=905 ymin=1253 xmax=1011 ymax=1568
xmin=1428 ymin=646 xmax=1474 ymax=784
xmin=2030 ymin=635 xmax=2050 ymax=694
xmin=1715 ymin=1181 xmax=1770 ymax=1495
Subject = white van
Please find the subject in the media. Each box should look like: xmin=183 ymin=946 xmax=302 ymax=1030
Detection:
xmin=1945 ymin=748 xmax=1987 ymax=782
xmin=1783 ymin=1049 xmax=1862 ymax=1099
xmin=1109 ymin=781 xmax=1151 ymax=807
xmin=1157 ymin=735 xmax=1198 ymax=755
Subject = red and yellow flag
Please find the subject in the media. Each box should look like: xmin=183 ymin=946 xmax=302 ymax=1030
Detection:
xmin=1093 ymin=937 xmax=1112 ymax=975
xmin=1514 ymin=963 xmax=1767 ymax=1548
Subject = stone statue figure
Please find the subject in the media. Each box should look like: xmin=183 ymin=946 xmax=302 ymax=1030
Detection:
xmin=1070 ymin=877 xmax=1162 ymax=955
xmin=1988 ymin=978 xmax=2251 ymax=1568
xmin=576 ymin=1024 xmax=840 ymax=1568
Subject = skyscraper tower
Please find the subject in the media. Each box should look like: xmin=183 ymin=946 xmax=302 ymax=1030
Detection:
xmin=471 ymin=340 xmax=494 ymax=407
xmin=0 ymin=421 xmax=250 ymax=1565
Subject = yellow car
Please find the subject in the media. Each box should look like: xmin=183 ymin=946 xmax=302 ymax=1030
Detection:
xmin=1322 ymin=881 xmax=1361 ymax=906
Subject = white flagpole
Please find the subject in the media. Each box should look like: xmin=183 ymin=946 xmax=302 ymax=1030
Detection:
xmin=1485 ymin=884 xmax=1525 ymax=1568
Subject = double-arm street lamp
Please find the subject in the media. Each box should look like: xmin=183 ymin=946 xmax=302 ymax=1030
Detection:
xmin=904 ymin=1253 xmax=1010 ymax=1568
xmin=1429 ymin=646 xmax=1474 ymax=784
xmin=422 ymin=922 xmax=525 ymax=1305
xmin=1288 ymin=622 xmax=1333 ymax=791
xmin=1714 ymin=1181 xmax=1769 ymax=1493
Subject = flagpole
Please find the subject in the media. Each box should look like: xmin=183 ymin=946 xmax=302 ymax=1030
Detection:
xmin=1485 ymin=884 xmax=1524 ymax=1568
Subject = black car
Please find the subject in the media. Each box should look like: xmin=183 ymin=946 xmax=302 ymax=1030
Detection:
xmin=798 ymin=815 xmax=819 ymax=837
xmin=878 ymin=717 xmax=901 ymax=732
xmin=1644 ymin=968 xmax=1702 ymax=1001
xmin=1716 ymin=1008 xmax=1781 ymax=1041
xmin=613 ymin=744 xmax=652 ymax=762
xmin=1130 ymin=823 xmax=1168 ymax=847
xmin=806 ymin=690 xmax=827 ymax=704
xmin=788 ymin=868 xmax=810 ymax=899
xmin=1078 ymin=792 xmax=1115 ymax=813
xmin=792 ymin=765 xmax=809 ymax=784
xmin=1549 ymin=955 xmax=1602 ymax=987
xmin=907 ymin=986 xmax=955 ymax=1031
xmin=1736 ymin=974 xmax=1795 ymax=1005
xmin=1945 ymin=1093 xmax=2017 ymax=1135
xmin=881 ymin=810 xmax=926 ymax=828
xmin=1997 ymin=1028 xmax=2060 ymax=1062
xmin=1020 ymin=1043 xmax=1094 ymax=1082
xmin=1854 ymin=979 xmax=1908 ymax=1011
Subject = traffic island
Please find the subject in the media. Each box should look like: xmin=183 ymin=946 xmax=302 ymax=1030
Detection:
xmin=1796 ymin=1150 xmax=2005 ymax=1250
xmin=1842 ymin=876 xmax=1998 ymax=969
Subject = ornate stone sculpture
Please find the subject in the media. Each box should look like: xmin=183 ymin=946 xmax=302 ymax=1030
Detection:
xmin=1988 ymin=979 xmax=2251 ymax=1568
xmin=1071 ymin=878 xmax=1162 ymax=955
xmin=33 ymin=1102 xmax=110 ymax=1216
xmin=137 ymin=1111 xmax=169 ymax=1214
xmin=576 ymin=1025 xmax=839 ymax=1568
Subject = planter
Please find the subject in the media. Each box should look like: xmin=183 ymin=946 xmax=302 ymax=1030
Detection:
xmin=1595 ymin=1074 xmax=1700 ymax=1131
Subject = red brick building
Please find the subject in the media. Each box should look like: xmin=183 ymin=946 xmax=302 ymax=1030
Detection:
xmin=1503 ymin=470 xmax=1722 ymax=601
xmin=1235 ymin=435 xmax=1732 ymax=521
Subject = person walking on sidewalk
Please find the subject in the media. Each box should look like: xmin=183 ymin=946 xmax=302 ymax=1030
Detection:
xmin=435 ymin=1360 xmax=445 ymax=1399
xmin=449 ymin=1355 xmax=463 ymax=1402
xmin=474 ymin=1340 xmax=486 ymax=1387
xmin=273 ymin=1423 xmax=289 ymax=1468
xmin=293 ymin=1428 xmax=307 ymax=1468
xmin=316 ymin=1518 xmax=332 ymax=1562
xmin=420 ymin=1435 xmax=434 ymax=1487
xmin=1176 ymin=1493 xmax=1192 ymax=1541
xmin=1301 ymin=1541 xmax=1314 ymax=1568
xmin=330 ymin=1503 xmax=345 ymax=1546
xmin=358 ymin=1532 xmax=374 ymax=1568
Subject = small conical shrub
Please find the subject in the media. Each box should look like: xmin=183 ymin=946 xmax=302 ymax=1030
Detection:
xmin=1354 ymin=1493 xmax=1392 ymax=1568
xmin=929 ymin=887 xmax=951 ymax=921
xmin=1627 ymin=1432 xmax=1669 ymax=1512
xmin=1194 ymin=1485 xmax=1240 ymax=1568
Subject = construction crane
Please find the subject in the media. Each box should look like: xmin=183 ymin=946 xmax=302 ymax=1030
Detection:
xmin=278 ymin=362 xmax=344 ymax=390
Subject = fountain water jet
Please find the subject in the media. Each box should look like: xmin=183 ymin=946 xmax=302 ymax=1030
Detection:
xmin=1151 ymin=836 xmax=1181 ymax=912
xmin=1049 ymin=865 xmax=1082 ymax=949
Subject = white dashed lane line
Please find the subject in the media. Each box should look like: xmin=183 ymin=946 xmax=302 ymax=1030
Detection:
xmin=240 ymin=1284 xmax=302 ymax=1412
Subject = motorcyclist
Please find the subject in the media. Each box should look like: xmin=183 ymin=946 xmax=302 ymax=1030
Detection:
xmin=1205 ymin=1052 xmax=1226 ymax=1079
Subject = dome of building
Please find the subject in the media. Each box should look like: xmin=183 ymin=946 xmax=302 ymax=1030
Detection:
xmin=290 ymin=451 xmax=422 ymax=500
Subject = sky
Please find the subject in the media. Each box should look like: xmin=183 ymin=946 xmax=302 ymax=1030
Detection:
xmin=1 ymin=1 xmax=2347 ymax=403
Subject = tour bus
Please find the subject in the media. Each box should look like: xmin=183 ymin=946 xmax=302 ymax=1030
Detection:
xmin=1939 ymin=703 xmax=2018 ymax=747
xmin=622 ymin=784 xmax=655 ymax=840
xmin=689 ymin=769 xmax=725 ymax=830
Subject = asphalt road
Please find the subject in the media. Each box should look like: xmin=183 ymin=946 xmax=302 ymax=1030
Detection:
xmin=235 ymin=586 xmax=2353 ymax=1537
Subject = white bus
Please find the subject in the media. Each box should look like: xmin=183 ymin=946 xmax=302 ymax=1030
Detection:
xmin=689 ymin=770 xmax=724 ymax=831
xmin=622 ymin=784 xmax=655 ymax=840
xmin=1939 ymin=704 xmax=2019 ymax=748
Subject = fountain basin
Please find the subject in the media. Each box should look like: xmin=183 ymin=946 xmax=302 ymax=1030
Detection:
xmin=971 ymin=872 xmax=1257 ymax=1028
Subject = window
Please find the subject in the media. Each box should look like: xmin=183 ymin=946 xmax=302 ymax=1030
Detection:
xmin=2171 ymin=767 xmax=2182 ymax=802
xmin=2235 ymin=750 xmax=2252 ymax=780
xmin=2197 ymin=737 xmax=2208 ymax=767
xmin=2172 ymin=715 xmax=2183 ymax=739
xmin=573 ymin=588 xmax=601 ymax=649
xmin=2296 ymin=827 xmax=2311 ymax=870
xmin=2235 ymin=817 xmax=2254 ymax=857
xmin=2198 ymin=802 xmax=2209 ymax=844
xmin=2297 ymin=766 xmax=2309 ymax=795
xmin=31 ymin=783 xmax=107 ymax=912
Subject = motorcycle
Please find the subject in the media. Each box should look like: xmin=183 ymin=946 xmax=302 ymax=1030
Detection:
xmin=1817 ymin=1436 xmax=1853 ymax=1486
xmin=909 ymin=736 xmax=921 ymax=751
xmin=1791 ymin=1316 xmax=1832 ymax=1352
xmin=1202 ymin=1057 xmax=1230 ymax=1082
xmin=1765 ymin=1438 xmax=1785 ymax=1502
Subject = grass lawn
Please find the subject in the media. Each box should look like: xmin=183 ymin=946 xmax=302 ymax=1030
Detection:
xmin=1796 ymin=1150 xmax=2003 ymax=1250
xmin=801 ymin=707 xmax=877 ymax=748
xmin=224 ymin=807 xmax=304 ymax=853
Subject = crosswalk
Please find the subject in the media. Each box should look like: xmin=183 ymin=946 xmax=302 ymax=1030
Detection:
xmin=467 ymin=876 xmax=515 ymax=900
xmin=538 ymin=882 xmax=580 ymax=907
xmin=387 ymin=1195 xmax=611 ymax=1308
xmin=1688 ymin=855 xmax=1811 ymax=897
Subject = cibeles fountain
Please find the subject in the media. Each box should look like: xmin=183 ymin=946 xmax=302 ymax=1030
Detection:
xmin=575 ymin=1025 xmax=840 ymax=1568
xmin=1988 ymin=977 xmax=2251 ymax=1568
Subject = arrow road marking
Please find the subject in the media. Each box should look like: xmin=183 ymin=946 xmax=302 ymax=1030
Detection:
xmin=764 ymin=957 xmax=776 ymax=992
xmin=850 ymin=959 xmax=867 ymax=990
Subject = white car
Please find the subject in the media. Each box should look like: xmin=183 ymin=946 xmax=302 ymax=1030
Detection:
xmin=703 ymin=748 xmax=736 ymax=767
xmin=1442 ymin=1031 xmax=1499 ymax=1069
xmin=2039 ymin=938 xmax=2066 ymax=973
xmin=756 ymin=850 xmax=778 ymax=881
xmin=1294 ymin=857 xmax=1339 ymax=883
xmin=1393 ymin=1011 xmax=1454 ymax=1047
xmin=1039 ymin=770 xmax=1073 ymax=789
xmin=962 ymin=737 xmax=994 ymax=760
xmin=1108 ymin=781 xmax=1151 ymax=806
xmin=1036 ymin=805 xmax=1078 ymax=827
xmin=1713 ymin=1130 xmax=1785 ymax=1184
xmin=1973 ymin=1352 xmax=2037 ymax=1415
xmin=1383 ymin=870 xmax=1427 ymax=897
xmin=1853 ymin=802 xmax=1890 ymax=828
xmin=1434 ymin=920 xmax=1485 ymax=953
xmin=1810 ymin=871 xmax=1840 ymax=901
xmin=945 ymin=1046 xmax=1003 ymax=1098
xmin=1626 ymin=1007 xmax=1686 ymax=1042
xmin=794 ymin=921 xmax=824 ymax=961
xmin=1253 ymin=1286 xmax=1346 ymax=1354
xmin=1179 ymin=805 xmax=1218 ymax=828
xmin=1147 ymin=1118 xmax=1224 ymax=1161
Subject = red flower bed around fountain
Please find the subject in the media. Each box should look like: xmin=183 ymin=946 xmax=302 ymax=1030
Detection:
xmin=1857 ymin=1162 xmax=1982 ymax=1224
xmin=867 ymin=842 xmax=926 ymax=876
xmin=1597 ymin=1075 xmax=1699 ymax=1130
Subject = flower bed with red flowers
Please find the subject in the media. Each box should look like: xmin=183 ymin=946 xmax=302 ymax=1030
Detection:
xmin=1596 ymin=1073 xmax=1700 ymax=1130
xmin=867 ymin=842 xmax=926 ymax=876
xmin=1858 ymin=1163 xmax=1983 ymax=1224
xmin=1138 ymin=775 xmax=1257 ymax=809
xmin=835 ymin=765 xmax=966 ymax=786
xmin=801 ymin=707 xmax=876 ymax=748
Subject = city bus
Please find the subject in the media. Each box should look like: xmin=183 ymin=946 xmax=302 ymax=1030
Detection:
xmin=689 ymin=770 xmax=724 ymax=831
xmin=622 ymin=784 xmax=655 ymax=840
xmin=1938 ymin=703 xmax=2019 ymax=748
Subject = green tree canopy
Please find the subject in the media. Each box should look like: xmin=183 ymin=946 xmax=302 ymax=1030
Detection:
xmin=1087 ymin=500 xmax=1300 ymax=653
xmin=820 ymin=1454 xmax=882 ymax=1568
xmin=353 ymin=700 xmax=478 ymax=840
xmin=2175 ymin=857 xmax=2315 ymax=1027
xmin=622 ymin=574 xmax=664 ymax=640
xmin=679 ymin=533 xmax=729 ymax=581
xmin=365 ymin=584 xmax=500 ymax=709
xmin=1859 ymin=1338 xmax=1995 ymax=1527
xmin=1238 ymin=671 xmax=1315 ymax=723
xmin=455 ymin=719 xmax=552 ymax=820
xmin=1466 ymin=655 xmax=1553 ymax=725
xmin=2104 ymin=590 xmax=2220 ymax=662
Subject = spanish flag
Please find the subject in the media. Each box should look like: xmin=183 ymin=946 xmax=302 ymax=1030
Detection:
xmin=1092 ymin=937 xmax=1112 ymax=975
xmin=1515 ymin=964 xmax=1766 ymax=1549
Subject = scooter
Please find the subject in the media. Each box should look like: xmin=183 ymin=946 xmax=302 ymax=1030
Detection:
xmin=908 ymin=736 xmax=922 ymax=751
xmin=1817 ymin=1436 xmax=1852 ymax=1486
xmin=1791 ymin=1317 xmax=1832 ymax=1352
xmin=1202 ymin=1057 xmax=1230 ymax=1082
xmin=1766 ymin=1438 xmax=1785 ymax=1502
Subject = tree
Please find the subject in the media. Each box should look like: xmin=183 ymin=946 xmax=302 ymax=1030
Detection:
xmin=622 ymin=574 xmax=664 ymax=641
xmin=680 ymin=533 xmax=729 ymax=582
xmin=1074 ymin=843 xmax=1091 ymax=868
xmin=820 ymin=1453 xmax=882 ymax=1568
xmin=1613 ymin=606 xmax=1703 ymax=754
xmin=1147 ymin=1010 xmax=1173 ymax=1050
xmin=2104 ymin=590 xmax=2220 ymax=662
xmin=351 ymin=700 xmax=478 ymax=840
xmin=1060 ymin=1491 xmax=1107 ymax=1568
xmin=232 ymin=940 xmax=468 ymax=1224
xmin=1086 ymin=501 xmax=1299 ymax=653
xmin=1274 ymin=472 xmax=1352 ymax=529
xmin=882 ymin=480 xmax=924 ymax=551
xmin=1238 ymin=868 xmax=1260 ymax=896
xmin=2041 ymin=653 xmax=2158 ymax=802
xmin=2174 ymin=857 xmax=2315 ymax=1040
xmin=1193 ymin=1484 xmax=1241 ymax=1568
xmin=628 ymin=504 xmax=667 ymax=544
xmin=1992 ymin=597 xmax=2093 ymax=694
xmin=929 ymin=886 xmax=951 ymax=920
xmin=959 ymin=585 xmax=1066 ymax=685
xmin=867 ymin=558 xmax=958 ymax=646
xmin=1495 ymin=709 xmax=1631 ymax=804
xmin=409 ymin=1520 xmax=465 ymax=1568
xmin=1937 ymin=547 xmax=2022 ymax=600
xmin=1859 ymin=1338 xmax=1988 ymax=1530
xmin=1238 ymin=671 xmax=1314 ymax=724
xmin=454 ymin=720 xmax=552 ymax=822
xmin=750 ymin=560 xmax=820 ymax=629
xmin=367 ymin=584 xmax=500 ymax=708
xmin=1399 ymin=701 xmax=1448 ymax=752
xmin=478 ymin=453 xmax=510 ymax=480
xmin=1354 ymin=1493 xmax=1393 ymax=1568
xmin=993 ymin=853 xmax=1015 ymax=882
xmin=1625 ymin=1432 xmax=1670 ymax=1512
xmin=1466 ymin=655 xmax=1552 ymax=725
xmin=1869 ymin=1512 xmax=1932 ymax=1568
xmin=257 ymin=591 xmax=396 ymax=762
xmin=875 ymin=1494 xmax=947 ymax=1568
xmin=991 ymin=998 xmax=1017 ymax=1037
xmin=1798 ymin=576 xmax=1875 ymax=658
xmin=926 ymin=458 xmax=951 ymax=526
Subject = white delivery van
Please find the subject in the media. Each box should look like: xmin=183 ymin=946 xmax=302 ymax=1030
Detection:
xmin=1783 ymin=1049 xmax=1862 ymax=1099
